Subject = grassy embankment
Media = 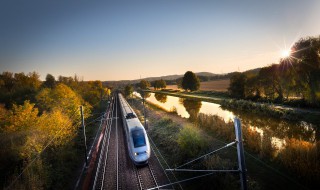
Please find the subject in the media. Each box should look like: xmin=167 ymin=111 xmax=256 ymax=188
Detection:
xmin=129 ymin=97 xmax=317 ymax=190
xmin=166 ymin=79 xmax=230 ymax=92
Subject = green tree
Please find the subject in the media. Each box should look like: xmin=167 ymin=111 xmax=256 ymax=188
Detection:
xmin=291 ymin=36 xmax=320 ymax=105
xmin=153 ymin=79 xmax=166 ymax=90
xmin=43 ymin=74 xmax=56 ymax=88
xmin=181 ymin=71 xmax=200 ymax=91
xmin=245 ymin=75 xmax=261 ymax=99
xmin=124 ymin=84 xmax=134 ymax=97
xmin=258 ymin=64 xmax=283 ymax=100
xmin=159 ymin=79 xmax=166 ymax=89
xmin=228 ymin=72 xmax=247 ymax=99
xmin=139 ymin=80 xmax=150 ymax=90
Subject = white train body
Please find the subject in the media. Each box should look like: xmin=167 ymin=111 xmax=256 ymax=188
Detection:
xmin=118 ymin=93 xmax=150 ymax=165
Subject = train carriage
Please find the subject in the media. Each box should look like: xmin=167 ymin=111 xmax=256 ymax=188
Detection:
xmin=118 ymin=93 xmax=151 ymax=165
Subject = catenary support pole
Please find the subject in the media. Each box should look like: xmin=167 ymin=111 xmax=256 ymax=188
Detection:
xmin=143 ymin=91 xmax=147 ymax=129
xmin=234 ymin=117 xmax=247 ymax=190
xmin=80 ymin=105 xmax=88 ymax=166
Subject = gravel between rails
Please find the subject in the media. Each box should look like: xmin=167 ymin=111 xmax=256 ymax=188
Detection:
xmin=94 ymin=95 xmax=171 ymax=190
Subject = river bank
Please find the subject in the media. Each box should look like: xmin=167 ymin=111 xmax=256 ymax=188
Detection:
xmin=129 ymin=96 xmax=316 ymax=189
xmin=146 ymin=89 xmax=320 ymax=124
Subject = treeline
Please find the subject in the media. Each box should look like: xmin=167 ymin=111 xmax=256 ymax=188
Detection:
xmin=0 ymin=72 xmax=110 ymax=189
xmin=229 ymin=36 xmax=320 ymax=107
xmin=123 ymin=79 xmax=167 ymax=97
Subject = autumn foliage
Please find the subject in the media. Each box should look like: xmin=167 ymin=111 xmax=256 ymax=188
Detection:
xmin=0 ymin=72 xmax=108 ymax=189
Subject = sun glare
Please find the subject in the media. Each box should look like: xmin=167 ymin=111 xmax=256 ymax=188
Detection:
xmin=281 ymin=49 xmax=291 ymax=58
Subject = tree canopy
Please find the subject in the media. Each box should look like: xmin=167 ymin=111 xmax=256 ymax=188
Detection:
xmin=228 ymin=35 xmax=320 ymax=106
xmin=139 ymin=80 xmax=151 ymax=90
xmin=153 ymin=79 xmax=166 ymax=90
xmin=124 ymin=84 xmax=134 ymax=97
xmin=181 ymin=71 xmax=200 ymax=91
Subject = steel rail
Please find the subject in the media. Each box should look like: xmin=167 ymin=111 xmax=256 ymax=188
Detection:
xmin=148 ymin=136 xmax=182 ymax=190
xmin=92 ymin=95 xmax=115 ymax=189
xmin=100 ymin=95 xmax=115 ymax=189
xmin=148 ymin=164 xmax=159 ymax=190
xmin=116 ymin=95 xmax=119 ymax=190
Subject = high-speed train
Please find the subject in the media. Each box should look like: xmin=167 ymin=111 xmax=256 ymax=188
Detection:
xmin=118 ymin=93 xmax=151 ymax=165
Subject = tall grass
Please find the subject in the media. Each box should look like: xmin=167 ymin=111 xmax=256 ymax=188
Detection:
xmin=194 ymin=112 xmax=319 ymax=188
xmin=277 ymin=139 xmax=320 ymax=184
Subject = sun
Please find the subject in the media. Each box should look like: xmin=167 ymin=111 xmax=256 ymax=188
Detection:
xmin=281 ymin=49 xmax=291 ymax=58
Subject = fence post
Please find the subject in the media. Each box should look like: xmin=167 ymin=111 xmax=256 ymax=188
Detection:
xmin=80 ymin=105 xmax=88 ymax=167
xmin=234 ymin=117 xmax=247 ymax=190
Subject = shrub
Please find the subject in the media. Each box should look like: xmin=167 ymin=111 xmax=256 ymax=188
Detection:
xmin=177 ymin=125 xmax=208 ymax=158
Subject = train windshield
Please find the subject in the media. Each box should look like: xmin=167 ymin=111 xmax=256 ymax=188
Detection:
xmin=131 ymin=129 xmax=146 ymax=148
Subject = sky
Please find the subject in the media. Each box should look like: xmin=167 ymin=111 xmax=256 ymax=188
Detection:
xmin=0 ymin=0 xmax=319 ymax=81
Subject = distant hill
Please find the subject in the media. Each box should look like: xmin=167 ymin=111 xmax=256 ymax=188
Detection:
xmin=103 ymin=69 xmax=261 ymax=87
xmin=103 ymin=72 xmax=218 ymax=87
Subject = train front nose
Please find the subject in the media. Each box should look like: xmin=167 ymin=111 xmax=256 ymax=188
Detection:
xmin=133 ymin=150 xmax=150 ymax=164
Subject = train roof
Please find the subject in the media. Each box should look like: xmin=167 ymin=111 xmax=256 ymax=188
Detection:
xmin=118 ymin=93 xmax=137 ymax=118
xmin=126 ymin=118 xmax=144 ymax=132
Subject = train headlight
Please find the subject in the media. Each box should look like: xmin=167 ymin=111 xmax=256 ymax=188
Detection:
xmin=134 ymin=152 xmax=138 ymax=156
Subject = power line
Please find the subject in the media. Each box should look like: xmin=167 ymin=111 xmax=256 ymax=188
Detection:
xmin=5 ymin=119 xmax=80 ymax=190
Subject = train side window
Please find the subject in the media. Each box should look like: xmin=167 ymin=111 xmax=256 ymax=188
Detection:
xmin=131 ymin=129 xmax=146 ymax=148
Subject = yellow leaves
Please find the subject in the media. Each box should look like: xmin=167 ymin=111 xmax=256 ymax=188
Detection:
xmin=38 ymin=109 xmax=74 ymax=146
xmin=1 ymin=99 xmax=76 ymax=160
xmin=4 ymin=101 xmax=39 ymax=132
xmin=36 ymin=83 xmax=91 ymax=123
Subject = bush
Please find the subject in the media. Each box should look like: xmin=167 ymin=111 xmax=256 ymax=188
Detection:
xmin=177 ymin=125 xmax=208 ymax=158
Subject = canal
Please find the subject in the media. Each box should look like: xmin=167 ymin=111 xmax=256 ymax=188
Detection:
xmin=135 ymin=92 xmax=318 ymax=153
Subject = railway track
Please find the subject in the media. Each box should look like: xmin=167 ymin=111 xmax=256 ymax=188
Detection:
xmin=135 ymin=164 xmax=159 ymax=190
xmin=92 ymin=96 xmax=116 ymax=190
xmin=91 ymin=94 xmax=171 ymax=190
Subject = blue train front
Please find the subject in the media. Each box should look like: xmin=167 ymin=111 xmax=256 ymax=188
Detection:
xmin=118 ymin=93 xmax=151 ymax=165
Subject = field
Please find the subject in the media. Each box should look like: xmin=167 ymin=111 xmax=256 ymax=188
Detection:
xmin=166 ymin=79 xmax=230 ymax=92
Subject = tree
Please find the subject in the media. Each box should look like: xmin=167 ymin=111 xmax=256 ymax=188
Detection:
xmin=43 ymin=74 xmax=56 ymax=88
xmin=153 ymin=79 xmax=166 ymax=90
xmin=181 ymin=71 xmax=200 ymax=91
xmin=245 ymin=75 xmax=261 ymax=99
xmin=36 ymin=83 xmax=91 ymax=123
xmin=228 ymin=72 xmax=247 ymax=99
xmin=258 ymin=64 xmax=284 ymax=101
xmin=139 ymin=80 xmax=150 ymax=90
xmin=159 ymin=79 xmax=166 ymax=89
xmin=291 ymin=36 xmax=320 ymax=105
xmin=124 ymin=84 xmax=133 ymax=97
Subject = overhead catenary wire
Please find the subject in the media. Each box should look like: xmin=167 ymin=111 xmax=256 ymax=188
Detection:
xmin=210 ymin=136 xmax=309 ymax=190
xmin=147 ymin=172 xmax=217 ymax=190
xmin=5 ymin=109 xmax=81 ymax=190
xmin=92 ymin=95 xmax=116 ymax=190
xmin=5 ymin=97 xmax=105 ymax=190
xmin=148 ymin=135 xmax=184 ymax=190
xmin=74 ymin=99 xmax=113 ymax=190
xmin=174 ymin=141 xmax=237 ymax=170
